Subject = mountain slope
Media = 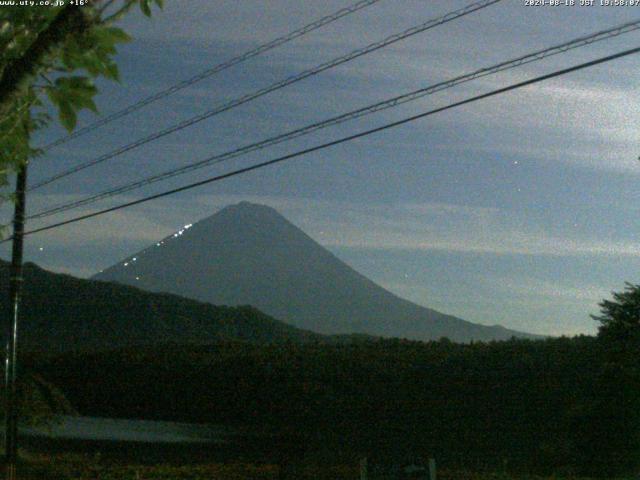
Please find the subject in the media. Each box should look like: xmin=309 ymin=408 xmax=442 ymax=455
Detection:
xmin=94 ymin=202 xmax=537 ymax=342
xmin=0 ymin=259 xmax=323 ymax=352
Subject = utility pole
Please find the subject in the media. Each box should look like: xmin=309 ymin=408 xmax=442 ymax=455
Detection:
xmin=4 ymin=161 xmax=28 ymax=480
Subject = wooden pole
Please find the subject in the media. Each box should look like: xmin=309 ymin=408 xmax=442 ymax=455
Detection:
xmin=4 ymin=162 xmax=28 ymax=480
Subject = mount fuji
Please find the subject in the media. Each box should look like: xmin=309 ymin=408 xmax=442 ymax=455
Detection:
xmin=93 ymin=202 xmax=537 ymax=342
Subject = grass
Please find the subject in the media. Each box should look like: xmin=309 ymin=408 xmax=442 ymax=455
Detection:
xmin=8 ymin=452 xmax=362 ymax=479
xmin=6 ymin=454 xmax=635 ymax=480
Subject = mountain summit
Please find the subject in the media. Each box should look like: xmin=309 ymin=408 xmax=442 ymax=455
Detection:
xmin=94 ymin=202 xmax=536 ymax=342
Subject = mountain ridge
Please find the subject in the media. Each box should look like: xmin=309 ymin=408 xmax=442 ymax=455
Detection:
xmin=0 ymin=259 xmax=329 ymax=352
xmin=94 ymin=201 xmax=538 ymax=342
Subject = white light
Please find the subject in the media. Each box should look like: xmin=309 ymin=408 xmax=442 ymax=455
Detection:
xmin=132 ymin=257 xmax=137 ymax=261
xmin=156 ymin=243 xmax=161 ymax=246
xmin=135 ymin=276 xmax=140 ymax=280
xmin=38 ymin=247 xmax=43 ymax=251
xmin=124 ymin=262 xmax=129 ymax=266
xmin=173 ymin=234 xmax=178 ymax=238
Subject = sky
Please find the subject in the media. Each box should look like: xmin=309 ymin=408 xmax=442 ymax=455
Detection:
xmin=2 ymin=0 xmax=640 ymax=336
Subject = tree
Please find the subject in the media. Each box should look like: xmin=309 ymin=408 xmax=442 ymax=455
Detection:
xmin=0 ymin=0 xmax=163 ymax=439
xmin=0 ymin=0 xmax=163 ymax=200
xmin=592 ymin=282 xmax=640 ymax=343
xmin=585 ymin=283 xmax=640 ymax=475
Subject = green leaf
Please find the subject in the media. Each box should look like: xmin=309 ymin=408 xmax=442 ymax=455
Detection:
xmin=94 ymin=26 xmax=131 ymax=45
xmin=45 ymin=77 xmax=98 ymax=130
xmin=44 ymin=85 xmax=63 ymax=108
xmin=58 ymin=102 xmax=76 ymax=132
xmin=140 ymin=0 xmax=152 ymax=17
xmin=57 ymin=76 xmax=95 ymax=92
xmin=103 ymin=58 xmax=120 ymax=81
xmin=75 ymin=95 xmax=98 ymax=113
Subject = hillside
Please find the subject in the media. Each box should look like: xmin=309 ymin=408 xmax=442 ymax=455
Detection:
xmin=0 ymin=260 xmax=323 ymax=352
xmin=94 ymin=201 xmax=537 ymax=342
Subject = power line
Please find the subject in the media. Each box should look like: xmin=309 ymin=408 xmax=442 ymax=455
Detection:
xmin=28 ymin=19 xmax=640 ymax=220
xmin=39 ymin=0 xmax=384 ymax=151
xmin=10 ymin=45 xmax=640 ymax=243
xmin=28 ymin=0 xmax=502 ymax=191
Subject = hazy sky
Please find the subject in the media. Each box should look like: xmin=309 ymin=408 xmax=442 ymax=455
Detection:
xmin=3 ymin=0 xmax=640 ymax=336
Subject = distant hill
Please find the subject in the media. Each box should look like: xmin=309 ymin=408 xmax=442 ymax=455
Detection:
xmin=0 ymin=260 xmax=324 ymax=352
xmin=94 ymin=201 xmax=538 ymax=342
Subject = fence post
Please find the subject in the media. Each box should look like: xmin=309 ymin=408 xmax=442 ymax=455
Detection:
xmin=428 ymin=458 xmax=436 ymax=480
xmin=359 ymin=457 xmax=367 ymax=480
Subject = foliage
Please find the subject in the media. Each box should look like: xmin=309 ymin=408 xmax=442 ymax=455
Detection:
xmin=592 ymin=282 xmax=640 ymax=342
xmin=13 ymin=272 xmax=640 ymax=476
xmin=0 ymin=369 xmax=76 ymax=436
xmin=12 ymin=453 xmax=635 ymax=479
xmin=31 ymin=335 xmax=639 ymax=478
xmin=0 ymin=0 xmax=163 ymax=195
xmin=0 ymin=0 xmax=162 ymax=430
xmin=0 ymin=260 xmax=323 ymax=352
xmin=588 ymin=283 xmax=640 ymax=475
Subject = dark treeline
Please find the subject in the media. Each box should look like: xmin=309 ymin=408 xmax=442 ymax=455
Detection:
xmin=28 ymin=334 xmax=639 ymax=477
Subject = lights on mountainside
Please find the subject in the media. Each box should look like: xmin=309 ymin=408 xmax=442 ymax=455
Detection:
xmin=118 ymin=222 xmax=193 ymax=270
xmin=38 ymin=247 xmax=43 ymax=251
xmin=166 ymin=224 xmax=192 ymax=240
xmin=135 ymin=276 xmax=140 ymax=281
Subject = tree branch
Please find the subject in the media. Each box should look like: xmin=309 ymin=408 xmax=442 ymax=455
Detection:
xmin=0 ymin=5 xmax=94 ymax=115
xmin=102 ymin=0 xmax=137 ymax=24
xmin=97 ymin=0 xmax=118 ymax=16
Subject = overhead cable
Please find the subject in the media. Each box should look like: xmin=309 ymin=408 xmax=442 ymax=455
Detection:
xmin=11 ymin=44 xmax=640 ymax=242
xmin=29 ymin=0 xmax=502 ymax=191
xmin=28 ymin=18 xmax=640 ymax=220
xmin=39 ymin=0 xmax=385 ymax=151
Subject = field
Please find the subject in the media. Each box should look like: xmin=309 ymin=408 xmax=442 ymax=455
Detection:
xmin=7 ymin=454 xmax=634 ymax=480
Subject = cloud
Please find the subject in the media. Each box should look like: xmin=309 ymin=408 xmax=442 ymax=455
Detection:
xmin=279 ymin=199 xmax=640 ymax=258
xmin=329 ymin=232 xmax=640 ymax=258
xmin=371 ymin=277 xmax=601 ymax=336
xmin=21 ymin=193 xmax=177 ymax=248
xmin=24 ymin=193 xmax=640 ymax=260
xmin=488 ymin=275 xmax=611 ymax=303
xmin=91 ymin=0 xmax=640 ymax=189
xmin=9 ymin=0 xmax=638 ymax=339
xmin=11 ymin=192 xmax=628 ymax=336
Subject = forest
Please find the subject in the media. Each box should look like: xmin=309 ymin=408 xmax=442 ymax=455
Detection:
xmin=27 ymin=330 xmax=640 ymax=478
